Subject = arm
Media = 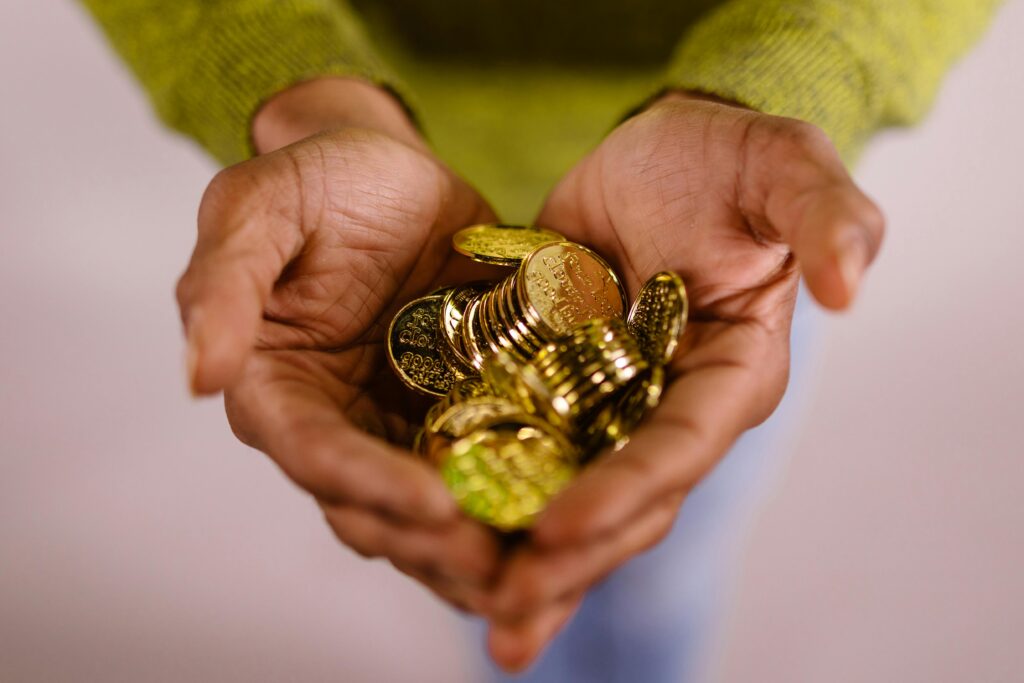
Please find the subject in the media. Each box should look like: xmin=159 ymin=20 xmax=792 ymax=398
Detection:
xmin=664 ymin=0 xmax=1004 ymax=157
xmin=485 ymin=0 xmax=1005 ymax=670
xmin=82 ymin=0 xmax=507 ymax=611
xmin=79 ymin=0 xmax=410 ymax=164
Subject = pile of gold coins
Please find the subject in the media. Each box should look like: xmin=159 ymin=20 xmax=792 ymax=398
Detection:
xmin=387 ymin=224 xmax=688 ymax=531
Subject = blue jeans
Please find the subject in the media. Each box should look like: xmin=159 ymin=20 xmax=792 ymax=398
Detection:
xmin=472 ymin=288 xmax=822 ymax=683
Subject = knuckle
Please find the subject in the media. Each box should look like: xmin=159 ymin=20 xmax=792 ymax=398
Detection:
xmin=389 ymin=560 xmax=420 ymax=580
xmin=325 ymin=510 xmax=383 ymax=560
xmin=445 ymin=596 xmax=473 ymax=614
xmin=641 ymin=509 xmax=679 ymax=553
xmin=744 ymin=343 xmax=791 ymax=428
xmin=343 ymin=533 xmax=381 ymax=560
xmin=782 ymin=120 xmax=832 ymax=156
xmin=857 ymin=200 xmax=887 ymax=241
xmin=652 ymin=514 xmax=676 ymax=547
xmin=399 ymin=475 xmax=441 ymax=515
xmin=394 ymin=537 xmax=437 ymax=572
xmin=174 ymin=270 xmax=195 ymax=310
xmin=220 ymin=367 xmax=278 ymax=450
xmin=205 ymin=164 xmax=248 ymax=202
xmin=756 ymin=117 xmax=834 ymax=164
xmin=349 ymin=545 xmax=377 ymax=560
xmin=284 ymin=440 xmax=341 ymax=498
xmin=223 ymin=398 xmax=261 ymax=450
xmin=197 ymin=164 xmax=256 ymax=231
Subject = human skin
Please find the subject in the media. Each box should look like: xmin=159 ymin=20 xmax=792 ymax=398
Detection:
xmin=482 ymin=90 xmax=884 ymax=670
xmin=177 ymin=78 xmax=506 ymax=608
xmin=176 ymin=78 xmax=884 ymax=672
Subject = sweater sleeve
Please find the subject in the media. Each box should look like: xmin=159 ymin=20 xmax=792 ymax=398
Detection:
xmin=662 ymin=0 xmax=1004 ymax=157
xmin=79 ymin=0 xmax=406 ymax=165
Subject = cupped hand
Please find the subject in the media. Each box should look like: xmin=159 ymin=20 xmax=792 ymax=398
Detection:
xmin=485 ymin=92 xmax=885 ymax=670
xmin=176 ymin=80 xmax=504 ymax=605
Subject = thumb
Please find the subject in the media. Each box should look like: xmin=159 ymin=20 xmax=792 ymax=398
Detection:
xmin=747 ymin=120 xmax=885 ymax=310
xmin=176 ymin=168 xmax=302 ymax=395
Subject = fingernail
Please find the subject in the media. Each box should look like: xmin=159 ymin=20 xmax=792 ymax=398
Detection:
xmin=184 ymin=308 xmax=201 ymax=397
xmin=836 ymin=229 xmax=869 ymax=298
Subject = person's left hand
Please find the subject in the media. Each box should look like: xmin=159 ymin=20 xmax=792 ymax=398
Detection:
xmin=480 ymin=92 xmax=885 ymax=671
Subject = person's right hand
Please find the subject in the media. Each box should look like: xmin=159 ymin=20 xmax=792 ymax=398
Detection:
xmin=175 ymin=78 xmax=503 ymax=611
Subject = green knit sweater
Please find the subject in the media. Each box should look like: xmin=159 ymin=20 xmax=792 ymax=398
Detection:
xmin=80 ymin=0 xmax=1002 ymax=220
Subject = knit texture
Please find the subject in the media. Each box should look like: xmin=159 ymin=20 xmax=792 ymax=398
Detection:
xmin=81 ymin=0 xmax=1002 ymax=211
xmin=81 ymin=0 xmax=406 ymax=164
xmin=666 ymin=0 xmax=1004 ymax=157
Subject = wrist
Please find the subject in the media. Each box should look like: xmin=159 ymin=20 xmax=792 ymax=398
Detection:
xmin=651 ymin=89 xmax=751 ymax=110
xmin=251 ymin=77 xmax=426 ymax=154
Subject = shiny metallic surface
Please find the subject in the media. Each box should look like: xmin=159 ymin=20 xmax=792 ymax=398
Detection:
xmin=391 ymin=232 xmax=679 ymax=528
xmin=451 ymin=223 xmax=564 ymax=266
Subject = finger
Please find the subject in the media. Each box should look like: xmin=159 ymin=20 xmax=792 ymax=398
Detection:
xmin=746 ymin=119 xmax=885 ymax=310
xmin=491 ymin=496 xmax=680 ymax=620
xmin=391 ymin=560 xmax=493 ymax=614
xmin=534 ymin=318 xmax=784 ymax=547
xmin=487 ymin=593 xmax=584 ymax=673
xmin=176 ymin=162 xmax=303 ymax=395
xmin=322 ymin=503 xmax=503 ymax=584
xmin=226 ymin=355 xmax=456 ymax=524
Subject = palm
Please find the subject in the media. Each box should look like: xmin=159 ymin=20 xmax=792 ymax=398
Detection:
xmin=229 ymin=142 xmax=493 ymax=448
xmin=477 ymin=99 xmax=883 ymax=668
xmin=180 ymin=129 xmax=497 ymax=517
xmin=537 ymin=99 xmax=801 ymax=499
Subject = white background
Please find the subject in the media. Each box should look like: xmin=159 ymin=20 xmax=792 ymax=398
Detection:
xmin=1 ymin=2 xmax=1021 ymax=681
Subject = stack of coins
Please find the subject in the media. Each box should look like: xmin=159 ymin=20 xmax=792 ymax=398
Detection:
xmin=387 ymin=224 xmax=688 ymax=530
xmin=482 ymin=319 xmax=648 ymax=432
xmin=440 ymin=239 xmax=628 ymax=374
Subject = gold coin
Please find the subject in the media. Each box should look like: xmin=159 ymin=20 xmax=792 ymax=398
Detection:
xmin=548 ymin=358 xmax=646 ymax=426
xmin=472 ymin=414 xmax=579 ymax=463
xmin=448 ymin=377 xmax=490 ymax=403
xmin=389 ymin=240 xmax=682 ymax=470
xmin=484 ymin=285 xmax=526 ymax=358
xmin=440 ymin=283 xmax=488 ymax=372
xmin=485 ymin=348 xmax=608 ymax=429
xmin=496 ymin=272 xmax=545 ymax=352
xmin=386 ymin=294 xmax=458 ymax=397
xmin=424 ymin=400 xmax=447 ymax=431
xmin=482 ymin=281 xmax=540 ymax=361
xmin=586 ymin=365 xmax=666 ymax=455
xmin=438 ymin=340 xmax=471 ymax=382
xmin=440 ymin=427 xmax=576 ymax=531
xmin=452 ymin=224 xmax=565 ymax=266
xmin=481 ymin=350 xmax=551 ymax=420
xmin=460 ymin=297 xmax=492 ymax=372
xmin=475 ymin=290 xmax=510 ymax=357
xmin=620 ymin=364 xmax=665 ymax=418
xmin=533 ymin=319 xmax=643 ymax=385
xmin=627 ymin=271 xmax=689 ymax=366
xmin=419 ymin=431 xmax=456 ymax=467
xmin=429 ymin=396 xmax=526 ymax=439
xmin=517 ymin=242 xmax=627 ymax=339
